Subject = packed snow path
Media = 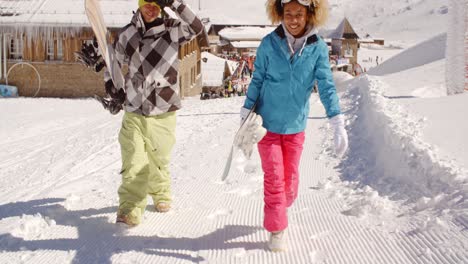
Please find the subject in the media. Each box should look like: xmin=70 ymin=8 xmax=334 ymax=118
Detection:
xmin=0 ymin=91 xmax=467 ymax=263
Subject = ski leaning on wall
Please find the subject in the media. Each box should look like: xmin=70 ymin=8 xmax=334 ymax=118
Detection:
xmin=446 ymin=0 xmax=468 ymax=94
xmin=84 ymin=0 xmax=125 ymax=92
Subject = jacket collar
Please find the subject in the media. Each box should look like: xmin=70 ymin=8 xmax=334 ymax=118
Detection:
xmin=132 ymin=10 xmax=166 ymax=37
xmin=274 ymin=25 xmax=319 ymax=45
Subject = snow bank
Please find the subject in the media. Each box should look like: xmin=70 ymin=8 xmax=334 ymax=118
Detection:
xmin=332 ymin=71 xmax=354 ymax=92
xmin=340 ymin=75 xmax=468 ymax=213
xmin=368 ymin=33 xmax=447 ymax=76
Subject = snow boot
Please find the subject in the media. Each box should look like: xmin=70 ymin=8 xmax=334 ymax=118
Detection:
xmin=116 ymin=215 xmax=137 ymax=227
xmin=268 ymin=230 xmax=287 ymax=252
xmin=116 ymin=208 xmax=141 ymax=227
xmin=155 ymin=202 xmax=171 ymax=213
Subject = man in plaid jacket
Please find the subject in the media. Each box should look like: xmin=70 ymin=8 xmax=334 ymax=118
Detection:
xmin=105 ymin=0 xmax=203 ymax=226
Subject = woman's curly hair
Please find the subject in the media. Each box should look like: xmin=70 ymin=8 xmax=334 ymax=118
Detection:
xmin=266 ymin=0 xmax=329 ymax=27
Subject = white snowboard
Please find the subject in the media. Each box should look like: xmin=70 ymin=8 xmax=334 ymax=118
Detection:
xmin=221 ymin=104 xmax=266 ymax=181
xmin=85 ymin=0 xmax=125 ymax=91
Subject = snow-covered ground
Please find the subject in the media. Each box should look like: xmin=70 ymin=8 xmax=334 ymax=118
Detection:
xmin=0 ymin=46 xmax=467 ymax=262
xmin=0 ymin=86 xmax=466 ymax=263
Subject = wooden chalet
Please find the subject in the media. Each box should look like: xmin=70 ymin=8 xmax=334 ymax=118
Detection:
xmin=327 ymin=17 xmax=360 ymax=70
xmin=0 ymin=0 xmax=208 ymax=98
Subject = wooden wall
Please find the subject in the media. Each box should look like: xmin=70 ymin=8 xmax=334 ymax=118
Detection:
xmin=4 ymin=28 xmax=203 ymax=98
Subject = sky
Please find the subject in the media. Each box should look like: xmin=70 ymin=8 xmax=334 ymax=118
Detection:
xmin=0 ymin=0 xmax=467 ymax=263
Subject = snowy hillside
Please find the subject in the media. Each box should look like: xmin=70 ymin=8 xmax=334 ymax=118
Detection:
xmin=183 ymin=0 xmax=449 ymax=44
xmin=328 ymin=0 xmax=449 ymax=45
xmin=184 ymin=0 xmax=270 ymax=25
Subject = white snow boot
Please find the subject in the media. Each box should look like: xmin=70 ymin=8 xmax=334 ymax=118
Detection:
xmin=268 ymin=230 xmax=287 ymax=252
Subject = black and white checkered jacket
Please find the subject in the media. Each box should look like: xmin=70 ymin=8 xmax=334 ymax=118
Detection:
xmin=105 ymin=0 xmax=203 ymax=116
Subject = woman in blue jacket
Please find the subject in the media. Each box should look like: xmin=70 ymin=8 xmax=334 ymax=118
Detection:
xmin=241 ymin=0 xmax=348 ymax=251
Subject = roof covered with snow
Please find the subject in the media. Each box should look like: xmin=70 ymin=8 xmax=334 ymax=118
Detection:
xmin=218 ymin=26 xmax=275 ymax=41
xmin=0 ymin=0 xmax=136 ymax=28
xmin=327 ymin=18 xmax=360 ymax=39
xmin=0 ymin=0 xmax=210 ymax=44
xmin=230 ymin=41 xmax=261 ymax=49
xmin=201 ymin=51 xmax=236 ymax=87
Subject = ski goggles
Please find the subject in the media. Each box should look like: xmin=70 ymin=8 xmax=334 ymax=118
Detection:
xmin=281 ymin=0 xmax=316 ymax=8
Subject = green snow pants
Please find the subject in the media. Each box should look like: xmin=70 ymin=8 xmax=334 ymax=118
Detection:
xmin=117 ymin=111 xmax=176 ymax=223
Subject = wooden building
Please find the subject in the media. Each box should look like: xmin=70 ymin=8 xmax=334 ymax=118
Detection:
xmin=0 ymin=0 xmax=207 ymax=98
xmin=327 ymin=18 xmax=360 ymax=73
xmin=207 ymin=24 xmax=274 ymax=56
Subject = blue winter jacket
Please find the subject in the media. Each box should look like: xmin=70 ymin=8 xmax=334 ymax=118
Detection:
xmin=243 ymin=26 xmax=341 ymax=134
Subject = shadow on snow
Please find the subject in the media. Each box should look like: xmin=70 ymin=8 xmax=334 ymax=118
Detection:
xmin=0 ymin=198 xmax=263 ymax=263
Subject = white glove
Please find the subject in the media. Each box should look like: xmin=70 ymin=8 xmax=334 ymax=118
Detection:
xmin=329 ymin=114 xmax=348 ymax=157
xmin=236 ymin=108 xmax=267 ymax=159
xmin=240 ymin=107 xmax=250 ymax=125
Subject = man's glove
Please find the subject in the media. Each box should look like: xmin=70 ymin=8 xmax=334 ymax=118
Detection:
xmin=148 ymin=0 xmax=174 ymax=8
xmin=95 ymin=80 xmax=126 ymax=115
xmin=329 ymin=114 xmax=348 ymax=157
xmin=95 ymin=95 xmax=123 ymax=115
xmin=74 ymin=37 xmax=105 ymax=72
xmin=105 ymin=80 xmax=125 ymax=104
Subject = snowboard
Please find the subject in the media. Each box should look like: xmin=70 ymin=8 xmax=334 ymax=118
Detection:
xmin=84 ymin=0 xmax=125 ymax=96
xmin=221 ymin=103 xmax=266 ymax=181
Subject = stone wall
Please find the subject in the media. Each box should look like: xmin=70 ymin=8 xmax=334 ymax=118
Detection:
xmin=5 ymin=62 xmax=105 ymax=98
xmin=6 ymin=58 xmax=202 ymax=98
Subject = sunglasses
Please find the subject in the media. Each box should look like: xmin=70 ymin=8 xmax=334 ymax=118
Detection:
xmin=281 ymin=0 xmax=317 ymax=8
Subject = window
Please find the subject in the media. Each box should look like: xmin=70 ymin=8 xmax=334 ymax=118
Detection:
xmin=9 ymin=37 xmax=23 ymax=60
xmin=46 ymin=39 xmax=54 ymax=60
xmin=344 ymin=43 xmax=353 ymax=58
xmin=47 ymin=39 xmax=64 ymax=61
xmin=191 ymin=67 xmax=195 ymax=85
xmin=56 ymin=39 xmax=63 ymax=60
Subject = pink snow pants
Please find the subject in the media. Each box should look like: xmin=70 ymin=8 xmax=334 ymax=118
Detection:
xmin=258 ymin=131 xmax=305 ymax=232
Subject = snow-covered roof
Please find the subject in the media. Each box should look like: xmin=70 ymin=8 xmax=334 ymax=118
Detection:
xmin=0 ymin=0 xmax=211 ymax=46
xmin=359 ymin=38 xmax=375 ymax=43
xmin=327 ymin=18 xmax=359 ymax=39
xmin=201 ymin=52 xmax=239 ymax=86
xmin=0 ymin=0 xmax=136 ymax=38
xmin=218 ymin=26 xmax=275 ymax=41
xmin=225 ymin=60 xmax=238 ymax=75
xmin=230 ymin=41 xmax=261 ymax=49
xmin=201 ymin=52 xmax=226 ymax=87
xmin=0 ymin=0 xmax=136 ymax=28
